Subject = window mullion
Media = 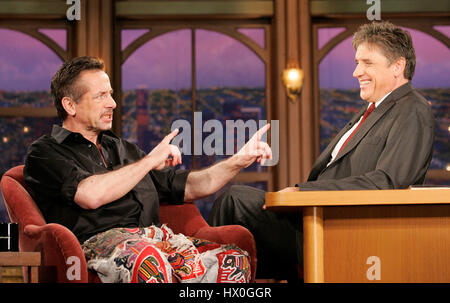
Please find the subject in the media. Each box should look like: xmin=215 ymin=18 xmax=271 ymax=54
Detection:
xmin=191 ymin=28 xmax=198 ymax=169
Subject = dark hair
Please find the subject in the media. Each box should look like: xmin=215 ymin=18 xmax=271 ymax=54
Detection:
xmin=352 ymin=21 xmax=416 ymax=80
xmin=51 ymin=56 xmax=104 ymax=120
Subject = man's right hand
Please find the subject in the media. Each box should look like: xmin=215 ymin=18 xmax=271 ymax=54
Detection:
xmin=147 ymin=128 xmax=182 ymax=170
xmin=277 ymin=187 xmax=299 ymax=193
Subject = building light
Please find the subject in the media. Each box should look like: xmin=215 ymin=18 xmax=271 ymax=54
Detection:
xmin=2 ymin=137 xmax=8 ymax=143
xmin=23 ymin=126 xmax=30 ymax=133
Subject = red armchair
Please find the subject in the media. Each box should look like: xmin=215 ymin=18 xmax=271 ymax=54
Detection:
xmin=1 ymin=165 xmax=257 ymax=283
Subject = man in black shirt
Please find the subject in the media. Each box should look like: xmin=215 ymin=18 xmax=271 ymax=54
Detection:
xmin=24 ymin=56 xmax=272 ymax=283
xmin=25 ymin=124 xmax=188 ymax=243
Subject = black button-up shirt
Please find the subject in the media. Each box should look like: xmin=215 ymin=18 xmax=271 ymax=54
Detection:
xmin=24 ymin=125 xmax=189 ymax=243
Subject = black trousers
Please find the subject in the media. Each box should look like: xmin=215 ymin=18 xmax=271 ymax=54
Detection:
xmin=207 ymin=185 xmax=303 ymax=281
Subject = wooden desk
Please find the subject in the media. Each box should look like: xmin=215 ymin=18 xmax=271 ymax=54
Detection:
xmin=265 ymin=189 xmax=450 ymax=283
xmin=0 ymin=252 xmax=41 ymax=283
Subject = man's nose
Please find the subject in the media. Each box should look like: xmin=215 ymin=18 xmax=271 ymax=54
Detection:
xmin=107 ymin=95 xmax=117 ymax=109
xmin=353 ymin=63 xmax=362 ymax=78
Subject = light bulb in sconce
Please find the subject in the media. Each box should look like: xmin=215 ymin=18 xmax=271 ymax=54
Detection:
xmin=282 ymin=67 xmax=304 ymax=103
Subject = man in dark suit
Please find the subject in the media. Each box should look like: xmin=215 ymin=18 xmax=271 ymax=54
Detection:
xmin=208 ymin=21 xmax=435 ymax=281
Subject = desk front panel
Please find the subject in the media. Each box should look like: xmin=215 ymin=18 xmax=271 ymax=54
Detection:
xmin=323 ymin=205 xmax=450 ymax=283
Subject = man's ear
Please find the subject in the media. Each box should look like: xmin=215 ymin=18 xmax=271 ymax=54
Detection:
xmin=62 ymin=97 xmax=76 ymax=117
xmin=393 ymin=57 xmax=407 ymax=79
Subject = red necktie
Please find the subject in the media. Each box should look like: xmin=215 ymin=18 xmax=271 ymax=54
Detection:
xmin=337 ymin=102 xmax=376 ymax=155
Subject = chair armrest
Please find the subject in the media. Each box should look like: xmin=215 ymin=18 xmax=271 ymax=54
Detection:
xmin=159 ymin=203 xmax=209 ymax=236
xmin=23 ymin=224 xmax=88 ymax=283
xmin=193 ymin=225 xmax=257 ymax=282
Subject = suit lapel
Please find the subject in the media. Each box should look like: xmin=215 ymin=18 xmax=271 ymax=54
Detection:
xmin=331 ymin=101 xmax=394 ymax=163
xmin=308 ymin=107 xmax=366 ymax=180
xmin=323 ymin=109 xmax=365 ymax=159
xmin=331 ymin=82 xmax=413 ymax=164
xmin=308 ymin=82 xmax=414 ymax=180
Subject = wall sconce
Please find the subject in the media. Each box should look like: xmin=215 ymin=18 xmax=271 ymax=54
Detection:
xmin=282 ymin=66 xmax=304 ymax=103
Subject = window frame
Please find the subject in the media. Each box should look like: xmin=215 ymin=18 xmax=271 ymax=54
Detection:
xmin=0 ymin=19 xmax=72 ymax=119
xmin=115 ymin=19 xmax=274 ymax=190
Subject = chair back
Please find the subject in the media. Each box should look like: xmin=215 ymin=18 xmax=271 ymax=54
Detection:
xmin=1 ymin=165 xmax=46 ymax=228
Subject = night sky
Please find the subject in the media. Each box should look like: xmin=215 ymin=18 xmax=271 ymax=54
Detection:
xmin=0 ymin=26 xmax=448 ymax=91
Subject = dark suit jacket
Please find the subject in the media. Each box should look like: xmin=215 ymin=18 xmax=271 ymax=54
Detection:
xmin=297 ymin=82 xmax=435 ymax=190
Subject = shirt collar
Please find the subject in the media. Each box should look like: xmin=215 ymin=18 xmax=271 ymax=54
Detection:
xmin=51 ymin=124 xmax=119 ymax=144
xmin=370 ymin=91 xmax=392 ymax=109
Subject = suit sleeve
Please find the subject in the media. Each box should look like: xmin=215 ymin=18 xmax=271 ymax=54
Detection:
xmin=296 ymin=101 xmax=435 ymax=190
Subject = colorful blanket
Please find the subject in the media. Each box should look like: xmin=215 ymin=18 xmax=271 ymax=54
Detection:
xmin=82 ymin=225 xmax=251 ymax=283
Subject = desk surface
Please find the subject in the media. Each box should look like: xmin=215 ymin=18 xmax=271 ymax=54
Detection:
xmin=0 ymin=252 xmax=41 ymax=266
xmin=0 ymin=252 xmax=41 ymax=283
xmin=265 ymin=188 xmax=450 ymax=208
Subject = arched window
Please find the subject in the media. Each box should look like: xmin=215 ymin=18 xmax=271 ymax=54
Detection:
xmin=122 ymin=29 xmax=193 ymax=167
xmin=0 ymin=28 xmax=67 ymax=221
xmin=315 ymin=25 xmax=450 ymax=185
xmin=120 ymin=25 xmax=271 ymax=217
